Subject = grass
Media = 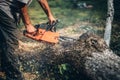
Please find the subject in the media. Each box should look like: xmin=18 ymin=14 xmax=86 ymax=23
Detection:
xmin=26 ymin=6 xmax=106 ymax=30
xmin=28 ymin=8 xmax=47 ymax=24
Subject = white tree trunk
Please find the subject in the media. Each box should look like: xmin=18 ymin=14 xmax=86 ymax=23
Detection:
xmin=104 ymin=0 xmax=114 ymax=46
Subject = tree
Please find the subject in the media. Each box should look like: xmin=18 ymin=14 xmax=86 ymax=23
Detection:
xmin=104 ymin=0 xmax=114 ymax=46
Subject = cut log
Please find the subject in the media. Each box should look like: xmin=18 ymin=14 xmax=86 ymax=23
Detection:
xmin=1 ymin=32 xmax=120 ymax=80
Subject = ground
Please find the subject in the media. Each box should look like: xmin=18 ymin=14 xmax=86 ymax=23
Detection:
xmin=0 ymin=21 xmax=102 ymax=80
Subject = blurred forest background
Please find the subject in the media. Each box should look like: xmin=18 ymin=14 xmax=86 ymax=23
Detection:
xmin=23 ymin=0 xmax=120 ymax=55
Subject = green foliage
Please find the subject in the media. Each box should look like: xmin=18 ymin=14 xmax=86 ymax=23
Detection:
xmin=48 ymin=0 xmax=73 ymax=8
xmin=58 ymin=64 xmax=67 ymax=75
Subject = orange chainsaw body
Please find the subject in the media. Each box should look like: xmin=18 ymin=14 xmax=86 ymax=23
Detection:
xmin=24 ymin=28 xmax=59 ymax=43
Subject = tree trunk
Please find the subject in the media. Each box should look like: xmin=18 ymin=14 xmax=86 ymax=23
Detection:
xmin=17 ymin=32 xmax=120 ymax=80
xmin=104 ymin=0 xmax=114 ymax=46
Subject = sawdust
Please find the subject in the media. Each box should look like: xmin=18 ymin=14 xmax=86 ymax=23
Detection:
xmin=23 ymin=72 xmax=37 ymax=80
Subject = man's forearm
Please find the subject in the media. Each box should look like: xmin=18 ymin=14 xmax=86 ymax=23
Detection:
xmin=21 ymin=5 xmax=31 ymax=27
xmin=37 ymin=0 xmax=53 ymax=17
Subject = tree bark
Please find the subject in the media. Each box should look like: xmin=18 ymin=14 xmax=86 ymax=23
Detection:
xmin=104 ymin=0 xmax=114 ymax=46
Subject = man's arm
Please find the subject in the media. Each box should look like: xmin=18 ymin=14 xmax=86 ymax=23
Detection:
xmin=37 ymin=0 xmax=56 ymax=24
xmin=21 ymin=5 xmax=31 ymax=26
xmin=20 ymin=5 xmax=36 ymax=33
xmin=19 ymin=0 xmax=56 ymax=33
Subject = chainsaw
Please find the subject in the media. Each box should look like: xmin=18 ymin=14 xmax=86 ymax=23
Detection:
xmin=23 ymin=20 xmax=59 ymax=43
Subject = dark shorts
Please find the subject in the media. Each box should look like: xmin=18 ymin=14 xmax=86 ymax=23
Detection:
xmin=0 ymin=9 xmax=24 ymax=80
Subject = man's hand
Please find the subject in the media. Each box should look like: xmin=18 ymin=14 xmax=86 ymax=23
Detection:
xmin=25 ymin=24 xmax=37 ymax=34
xmin=48 ymin=15 xmax=56 ymax=25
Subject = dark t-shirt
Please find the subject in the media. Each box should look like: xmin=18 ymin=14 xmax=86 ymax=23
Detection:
xmin=0 ymin=0 xmax=32 ymax=19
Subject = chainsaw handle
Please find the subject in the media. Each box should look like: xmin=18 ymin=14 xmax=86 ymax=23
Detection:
xmin=47 ymin=20 xmax=58 ymax=26
xmin=46 ymin=20 xmax=58 ymax=32
xmin=34 ymin=20 xmax=58 ymax=32
xmin=51 ymin=20 xmax=58 ymax=26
